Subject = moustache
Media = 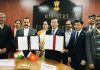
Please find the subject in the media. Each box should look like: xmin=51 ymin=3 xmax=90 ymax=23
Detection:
xmin=24 ymin=24 xmax=28 ymax=26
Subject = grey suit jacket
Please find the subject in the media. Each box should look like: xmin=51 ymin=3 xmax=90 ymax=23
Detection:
xmin=86 ymin=29 xmax=97 ymax=64
xmin=16 ymin=27 xmax=37 ymax=37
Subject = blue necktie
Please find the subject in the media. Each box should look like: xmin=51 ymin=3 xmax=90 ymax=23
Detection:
xmin=75 ymin=32 xmax=79 ymax=44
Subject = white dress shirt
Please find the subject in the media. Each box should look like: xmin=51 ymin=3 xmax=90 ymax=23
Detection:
xmin=0 ymin=24 xmax=4 ymax=29
xmin=52 ymin=27 xmax=58 ymax=35
xmin=65 ymin=29 xmax=72 ymax=47
xmin=24 ymin=27 xmax=29 ymax=36
xmin=75 ymin=29 xmax=82 ymax=38
xmin=89 ymin=25 xmax=95 ymax=31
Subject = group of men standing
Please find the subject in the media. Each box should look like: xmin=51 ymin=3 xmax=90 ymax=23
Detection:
xmin=0 ymin=12 xmax=100 ymax=70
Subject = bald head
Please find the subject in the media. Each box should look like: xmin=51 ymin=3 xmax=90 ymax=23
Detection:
xmin=0 ymin=13 xmax=6 ymax=24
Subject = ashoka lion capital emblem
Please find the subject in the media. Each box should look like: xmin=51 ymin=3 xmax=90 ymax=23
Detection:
xmin=53 ymin=0 xmax=60 ymax=11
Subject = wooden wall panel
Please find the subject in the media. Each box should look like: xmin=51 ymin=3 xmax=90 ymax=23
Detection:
xmin=0 ymin=0 xmax=99 ymax=28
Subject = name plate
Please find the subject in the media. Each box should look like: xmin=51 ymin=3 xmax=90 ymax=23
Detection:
xmin=0 ymin=59 xmax=15 ymax=66
xmin=41 ymin=63 xmax=56 ymax=70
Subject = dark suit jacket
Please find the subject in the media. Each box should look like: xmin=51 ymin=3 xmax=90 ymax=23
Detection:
xmin=86 ymin=29 xmax=98 ymax=64
xmin=68 ymin=30 xmax=86 ymax=63
xmin=45 ymin=28 xmax=64 ymax=62
xmin=0 ymin=24 xmax=13 ymax=58
xmin=83 ymin=26 xmax=89 ymax=32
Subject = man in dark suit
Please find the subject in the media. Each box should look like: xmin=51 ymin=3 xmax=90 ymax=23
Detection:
xmin=83 ymin=15 xmax=96 ymax=32
xmin=68 ymin=20 xmax=86 ymax=70
xmin=16 ymin=17 xmax=37 ymax=57
xmin=0 ymin=13 xmax=13 ymax=59
xmin=86 ymin=19 xmax=100 ymax=70
xmin=45 ymin=18 xmax=64 ymax=62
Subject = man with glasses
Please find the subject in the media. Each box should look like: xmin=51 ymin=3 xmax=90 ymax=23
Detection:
xmin=83 ymin=15 xmax=96 ymax=32
xmin=86 ymin=16 xmax=100 ymax=70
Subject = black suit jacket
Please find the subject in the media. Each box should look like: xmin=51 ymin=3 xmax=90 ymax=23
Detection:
xmin=46 ymin=29 xmax=64 ymax=36
xmin=68 ymin=30 xmax=86 ymax=63
xmin=0 ymin=24 xmax=13 ymax=58
xmin=45 ymin=28 xmax=64 ymax=62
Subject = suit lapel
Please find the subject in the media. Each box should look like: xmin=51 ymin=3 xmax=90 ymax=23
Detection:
xmin=21 ymin=29 xmax=24 ymax=36
xmin=28 ymin=28 xmax=31 ymax=36
xmin=78 ymin=31 xmax=84 ymax=39
xmin=55 ymin=29 xmax=59 ymax=35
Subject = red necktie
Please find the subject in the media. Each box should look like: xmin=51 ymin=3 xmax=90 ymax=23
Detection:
xmin=53 ymin=35 xmax=56 ymax=50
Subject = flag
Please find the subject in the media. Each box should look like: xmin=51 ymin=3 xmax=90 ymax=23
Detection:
xmin=14 ymin=51 xmax=24 ymax=59
xmin=27 ymin=52 xmax=38 ymax=62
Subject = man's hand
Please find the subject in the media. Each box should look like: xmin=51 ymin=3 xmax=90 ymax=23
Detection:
xmin=89 ymin=64 xmax=95 ymax=69
xmin=80 ymin=60 xmax=86 ymax=65
xmin=0 ymin=48 xmax=7 ymax=54
xmin=68 ymin=57 xmax=71 ymax=62
xmin=61 ymin=49 xmax=68 ymax=53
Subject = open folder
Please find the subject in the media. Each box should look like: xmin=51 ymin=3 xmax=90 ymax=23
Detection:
xmin=30 ymin=36 xmax=39 ymax=50
xmin=17 ymin=36 xmax=39 ymax=51
xmin=18 ymin=37 xmax=28 ymax=50
xmin=44 ymin=35 xmax=64 ymax=52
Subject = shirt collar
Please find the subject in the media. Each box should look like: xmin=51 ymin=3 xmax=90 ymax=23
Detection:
xmin=52 ymin=27 xmax=58 ymax=35
xmin=24 ymin=27 xmax=29 ymax=30
xmin=52 ymin=27 xmax=58 ymax=31
xmin=89 ymin=25 xmax=95 ymax=29
xmin=0 ymin=24 xmax=4 ymax=29
xmin=66 ymin=28 xmax=72 ymax=32
xmin=76 ymin=29 xmax=82 ymax=36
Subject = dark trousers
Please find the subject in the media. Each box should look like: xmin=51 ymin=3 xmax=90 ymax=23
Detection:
xmin=71 ymin=57 xmax=86 ymax=70
xmin=62 ymin=52 xmax=68 ymax=65
xmin=88 ymin=59 xmax=100 ymax=70
xmin=94 ymin=59 xmax=100 ymax=70
xmin=0 ymin=53 xmax=8 ymax=59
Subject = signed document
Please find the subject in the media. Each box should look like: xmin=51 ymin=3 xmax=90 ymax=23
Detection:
xmin=17 ymin=37 xmax=28 ymax=50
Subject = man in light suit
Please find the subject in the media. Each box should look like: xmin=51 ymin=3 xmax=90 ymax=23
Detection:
xmin=45 ymin=18 xmax=64 ymax=62
xmin=86 ymin=19 xmax=100 ymax=70
xmin=68 ymin=20 xmax=86 ymax=70
xmin=16 ymin=17 xmax=37 ymax=57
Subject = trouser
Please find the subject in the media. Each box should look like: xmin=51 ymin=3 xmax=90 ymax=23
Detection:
xmin=94 ymin=59 xmax=100 ymax=70
xmin=0 ymin=53 xmax=8 ymax=59
xmin=89 ymin=59 xmax=100 ymax=70
xmin=71 ymin=57 xmax=86 ymax=70
xmin=62 ymin=52 xmax=68 ymax=65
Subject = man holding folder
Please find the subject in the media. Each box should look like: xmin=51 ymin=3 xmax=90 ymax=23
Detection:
xmin=45 ymin=18 xmax=64 ymax=62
